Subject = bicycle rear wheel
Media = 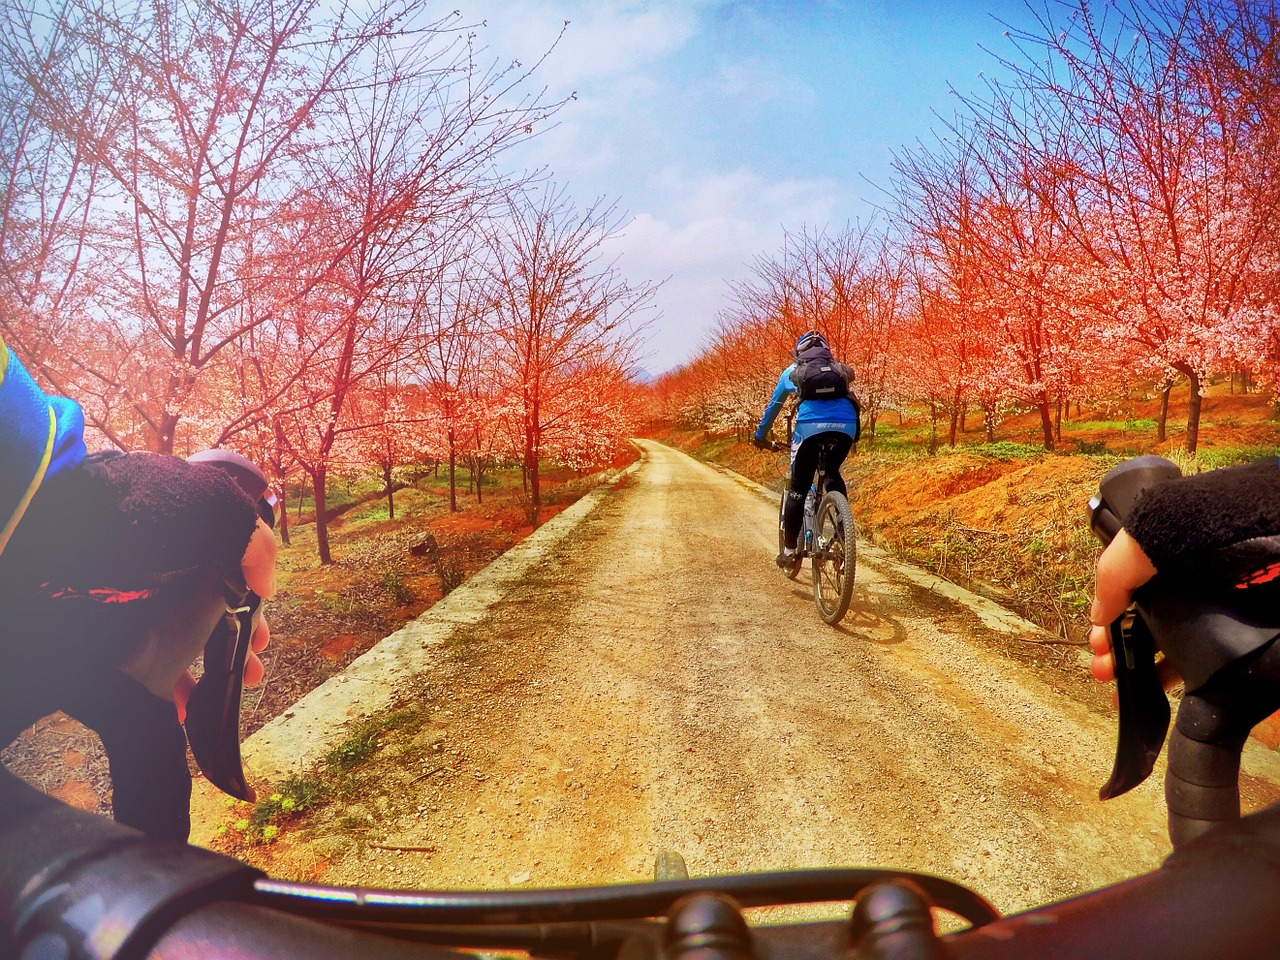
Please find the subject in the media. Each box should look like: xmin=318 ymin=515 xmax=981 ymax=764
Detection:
xmin=812 ymin=491 xmax=855 ymax=624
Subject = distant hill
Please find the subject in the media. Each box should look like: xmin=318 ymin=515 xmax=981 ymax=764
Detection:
xmin=629 ymin=366 xmax=659 ymax=385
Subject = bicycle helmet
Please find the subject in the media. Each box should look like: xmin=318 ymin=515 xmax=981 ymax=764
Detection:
xmin=794 ymin=330 xmax=828 ymax=357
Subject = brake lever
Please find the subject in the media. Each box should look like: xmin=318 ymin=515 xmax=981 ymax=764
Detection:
xmin=1087 ymin=457 xmax=1181 ymax=800
xmin=183 ymin=448 xmax=275 ymax=804
xmin=184 ymin=589 xmax=259 ymax=802
xmin=1097 ymin=606 xmax=1170 ymax=799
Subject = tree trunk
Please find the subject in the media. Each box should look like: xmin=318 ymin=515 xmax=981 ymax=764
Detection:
xmin=948 ymin=386 xmax=961 ymax=447
xmin=272 ymin=423 xmax=290 ymax=546
xmin=527 ymin=446 xmax=541 ymax=525
xmin=448 ymin=427 xmax=458 ymax=512
xmin=314 ymin=466 xmax=333 ymax=565
xmin=1184 ymin=369 xmax=1203 ymax=454
xmin=1038 ymin=397 xmax=1055 ymax=451
xmin=383 ymin=462 xmax=395 ymax=521
xmin=1157 ymin=384 xmax=1171 ymax=443
xmin=152 ymin=410 xmax=180 ymax=455
xmin=276 ymin=484 xmax=291 ymax=547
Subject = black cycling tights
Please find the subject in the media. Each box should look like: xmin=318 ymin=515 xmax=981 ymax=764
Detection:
xmin=782 ymin=433 xmax=853 ymax=550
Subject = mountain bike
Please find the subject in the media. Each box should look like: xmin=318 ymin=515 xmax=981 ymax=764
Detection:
xmin=3 ymin=759 xmax=1280 ymax=959
xmin=766 ymin=418 xmax=856 ymax=625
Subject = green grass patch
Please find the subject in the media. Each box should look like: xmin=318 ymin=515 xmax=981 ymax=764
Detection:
xmin=862 ymin=424 xmax=931 ymax=455
xmin=1071 ymin=438 xmax=1110 ymax=455
xmin=222 ymin=704 xmax=433 ymax=849
xmin=314 ymin=589 xmax=361 ymax=615
xmin=968 ymin=441 xmax=1045 ymax=461
xmin=325 ymin=709 xmax=423 ymax=771
xmin=348 ymin=502 xmax=392 ymax=525
xmin=1063 ymin=418 xmax=1158 ymax=432
xmin=1184 ymin=446 xmax=1278 ymax=471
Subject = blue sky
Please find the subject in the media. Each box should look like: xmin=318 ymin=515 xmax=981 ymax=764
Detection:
xmin=461 ymin=0 xmax=1036 ymax=375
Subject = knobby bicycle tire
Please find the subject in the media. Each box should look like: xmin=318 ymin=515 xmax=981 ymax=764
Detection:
xmin=812 ymin=491 xmax=855 ymax=624
xmin=778 ymin=486 xmax=801 ymax=580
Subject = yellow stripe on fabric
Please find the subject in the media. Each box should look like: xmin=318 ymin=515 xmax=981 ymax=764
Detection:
xmin=0 ymin=405 xmax=55 ymax=557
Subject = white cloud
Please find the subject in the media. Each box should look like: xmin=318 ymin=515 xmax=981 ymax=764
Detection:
xmin=713 ymin=59 xmax=816 ymax=114
xmin=465 ymin=1 xmax=700 ymax=90
xmin=604 ymin=168 xmax=847 ymax=372
xmin=451 ymin=2 xmax=881 ymax=372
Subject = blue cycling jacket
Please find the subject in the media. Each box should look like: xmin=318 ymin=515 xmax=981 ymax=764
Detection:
xmin=0 ymin=336 xmax=86 ymax=557
xmin=753 ymin=364 xmax=859 ymax=457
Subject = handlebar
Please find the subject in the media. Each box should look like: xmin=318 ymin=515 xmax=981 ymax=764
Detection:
xmin=5 ymin=764 xmax=1280 ymax=960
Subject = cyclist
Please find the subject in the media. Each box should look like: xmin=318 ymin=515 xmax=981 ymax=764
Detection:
xmin=0 ymin=336 xmax=277 ymax=841
xmin=751 ymin=330 xmax=860 ymax=574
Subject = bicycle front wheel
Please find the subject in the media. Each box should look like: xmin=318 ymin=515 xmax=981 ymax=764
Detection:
xmin=778 ymin=486 xmax=801 ymax=580
xmin=811 ymin=491 xmax=856 ymax=624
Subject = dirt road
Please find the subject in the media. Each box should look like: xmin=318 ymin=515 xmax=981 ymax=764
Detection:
xmin=263 ymin=440 xmax=1237 ymax=916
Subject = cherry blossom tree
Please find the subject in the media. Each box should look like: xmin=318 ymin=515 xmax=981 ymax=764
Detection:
xmin=409 ymin=246 xmax=494 ymax=512
xmin=0 ymin=0 xmax=569 ymax=462
xmin=485 ymin=185 xmax=656 ymax=522
xmin=982 ymin=0 xmax=1280 ymax=451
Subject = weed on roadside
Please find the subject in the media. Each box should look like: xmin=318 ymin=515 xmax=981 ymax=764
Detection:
xmin=214 ymin=708 xmax=428 ymax=852
xmin=217 ymin=774 xmax=325 ymax=847
xmin=326 ymin=710 xmax=423 ymax=771
xmin=435 ymin=553 xmax=467 ymax=594
xmin=380 ymin=568 xmax=414 ymax=604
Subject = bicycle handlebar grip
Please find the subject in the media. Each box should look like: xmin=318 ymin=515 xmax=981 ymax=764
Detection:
xmin=663 ymin=893 xmax=753 ymax=960
xmin=848 ymin=879 xmax=945 ymax=960
xmin=0 ymin=766 xmax=261 ymax=960
xmin=1165 ymin=724 xmax=1247 ymax=849
xmin=943 ymin=800 xmax=1280 ymax=959
xmin=1162 ymin=631 xmax=1280 ymax=848
xmin=151 ymin=902 xmax=467 ymax=960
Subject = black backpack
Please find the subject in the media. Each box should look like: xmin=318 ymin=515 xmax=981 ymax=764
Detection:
xmin=789 ymin=340 xmax=851 ymax=400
